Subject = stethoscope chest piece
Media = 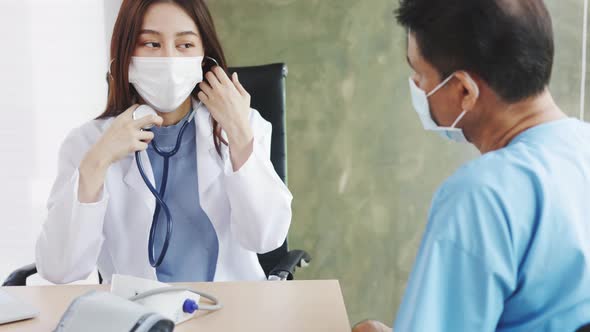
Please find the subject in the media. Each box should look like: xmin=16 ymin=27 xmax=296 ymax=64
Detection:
xmin=133 ymin=105 xmax=158 ymax=130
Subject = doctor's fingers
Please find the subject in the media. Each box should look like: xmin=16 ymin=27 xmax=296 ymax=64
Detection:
xmin=133 ymin=114 xmax=163 ymax=129
xmin=132 ymin=140 xmax=149 ymax=152
xmin=212 ymin=66 xmax=233 ymax=86
xmin=205 ymin=71 xmax=222 ymax=88
xmin=232 ymin=72 xmax=250 ymax=99
xmin=136 ymin=130 xmax=154 ymax=143
xmin=199 ymin=81 xmax=213 ymax=97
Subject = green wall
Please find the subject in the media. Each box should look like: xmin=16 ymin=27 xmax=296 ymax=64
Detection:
xmin=208 ymin=0 xmax=588 ymax=325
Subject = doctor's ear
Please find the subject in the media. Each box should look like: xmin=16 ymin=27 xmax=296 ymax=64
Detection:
xmin=455 ymin=71 xmax=480 ymax=112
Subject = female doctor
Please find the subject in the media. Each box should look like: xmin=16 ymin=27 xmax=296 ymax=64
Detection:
xmin=35 ymin=0 xmax=292 ymax=284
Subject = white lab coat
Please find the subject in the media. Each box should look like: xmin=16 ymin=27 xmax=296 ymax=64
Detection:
xmin=36 ymin=101 xmax=293 ymax=284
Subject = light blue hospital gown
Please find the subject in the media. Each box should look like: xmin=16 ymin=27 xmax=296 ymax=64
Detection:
xmin=394 ymin=118 xmax=590 ymax=332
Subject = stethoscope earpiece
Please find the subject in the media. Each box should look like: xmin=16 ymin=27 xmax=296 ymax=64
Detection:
xmin=203 ymin=56 xmax=219 ymax=66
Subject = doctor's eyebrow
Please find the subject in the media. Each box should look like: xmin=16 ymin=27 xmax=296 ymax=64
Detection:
xmin=139 ymin=29 xmax=199 ymax=38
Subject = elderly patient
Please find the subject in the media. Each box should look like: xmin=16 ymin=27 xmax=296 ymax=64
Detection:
xmin=353 ymin=0 xmax=590 ymax=331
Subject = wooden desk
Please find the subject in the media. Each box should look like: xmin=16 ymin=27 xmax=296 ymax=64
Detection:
xmin=1 ymin=280 xmax=350 ymax=331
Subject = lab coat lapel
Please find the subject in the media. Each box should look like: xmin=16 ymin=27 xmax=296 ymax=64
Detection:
xmin=195 ymin=101 xmax=224 ymax=199
xmin=122 ymin=149 xmax=157 ymax=279
xmin=123 ymin=150 xmax=156 ymax=216
xmin=99 ymin=114 xmax=155 ymax=218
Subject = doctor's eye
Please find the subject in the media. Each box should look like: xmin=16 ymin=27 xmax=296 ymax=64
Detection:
xmin=178 ymin=43 xmax=194 ymax=49
xmin=144 ymin=42 xmax=161 ymax=48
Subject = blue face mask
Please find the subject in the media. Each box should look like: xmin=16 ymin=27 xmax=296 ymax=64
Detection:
xmin=408 ymin=73 xmax=476 ymax=143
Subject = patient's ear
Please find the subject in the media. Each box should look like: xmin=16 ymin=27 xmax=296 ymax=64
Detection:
xmin=454 ymin=71 xmax=480 ymax=113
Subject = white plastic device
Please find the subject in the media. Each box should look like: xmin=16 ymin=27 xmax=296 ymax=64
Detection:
xmin=110 ymin=274 xmax=200 ymax=325
xmin=132 ymin=105 xmax=158 ymax=130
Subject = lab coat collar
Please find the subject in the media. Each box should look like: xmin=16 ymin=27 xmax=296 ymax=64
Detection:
xmin=193 ymin=99 xmax=226 ymax=195
xmin=123 ymin=150 xmax=157 ymax=215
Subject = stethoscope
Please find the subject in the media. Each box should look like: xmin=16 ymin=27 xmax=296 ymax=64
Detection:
xmin=133 ymin=56 xmax=219 ymax=268
xmin=134 ymin=105 xmax=198 ymax=268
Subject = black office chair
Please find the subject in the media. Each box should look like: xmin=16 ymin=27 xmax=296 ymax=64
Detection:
xmin=3 ymin=63 xmax=310 ymax=286
xmin=229 ymin=63 xmax=310 ymax=281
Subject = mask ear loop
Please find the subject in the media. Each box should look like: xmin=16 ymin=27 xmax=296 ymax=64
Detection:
xmin=450 ymin=110 xmax=468 ymax=129
xmin=108 ymin=58 xmax=115 ymax=79
xmin=426 ymin=74 xmax=456 ymax=97
xmin=106 ymin=58 xmax=126 ymax=104
xmin=120 ymin=57 xmax=142 ymax=106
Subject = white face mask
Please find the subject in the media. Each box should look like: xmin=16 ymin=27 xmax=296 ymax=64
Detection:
xmin=409 ymin=73 xmax=477 ymax=143
xmin=128 ymin=56 xmax=204 ymax=113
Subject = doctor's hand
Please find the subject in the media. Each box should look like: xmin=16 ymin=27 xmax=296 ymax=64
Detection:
xmin=91 ymin=104 xmax=163 ymax=164
xmin=78 ymin=104 xmax=163 ymax=203
xmin=198 ymin=67 xmax=254 ymax=171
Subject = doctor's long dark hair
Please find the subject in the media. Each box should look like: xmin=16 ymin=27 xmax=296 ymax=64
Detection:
xmin=98 ymin=0 xmax=228 ymax=155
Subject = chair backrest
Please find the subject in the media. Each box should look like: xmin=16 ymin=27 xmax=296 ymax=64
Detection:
xmin=578 ymin=323 xmax=590 ymax=332
xmin=227 ymin=63 xmax=289 ymax=277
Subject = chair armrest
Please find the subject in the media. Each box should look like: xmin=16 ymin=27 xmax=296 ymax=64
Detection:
xmin=268 ymin=250 xmax=311 ymax=281
xmin=2 ymin=263 xmax=37 ymax=286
